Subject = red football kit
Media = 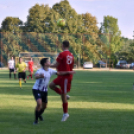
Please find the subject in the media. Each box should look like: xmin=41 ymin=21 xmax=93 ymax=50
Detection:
xmin=53 ymin=50 xmax=74 ymax=93
xmin=28 ymin=61 xmax=33 ymax=73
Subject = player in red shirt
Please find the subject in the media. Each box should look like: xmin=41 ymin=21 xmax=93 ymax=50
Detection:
xmin=27 ymin=58 xmax=34 ymax=80
xmin=49 ymin=40 xmax=74 ymax=122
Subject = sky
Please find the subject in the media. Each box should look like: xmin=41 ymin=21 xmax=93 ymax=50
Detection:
xmin=0 ymin=0 xmax=133 ymax=39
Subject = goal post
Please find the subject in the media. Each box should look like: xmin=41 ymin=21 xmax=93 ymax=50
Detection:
xmin=15 ymin=52 xmax=58 ymax=69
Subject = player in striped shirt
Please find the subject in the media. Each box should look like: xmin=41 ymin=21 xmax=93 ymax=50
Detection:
xmin=32 ymin=58 xmax=75 ymax=125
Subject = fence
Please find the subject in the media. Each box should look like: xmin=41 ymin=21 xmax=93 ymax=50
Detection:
xmin=0 ymin=32 xmax=112 ymax=67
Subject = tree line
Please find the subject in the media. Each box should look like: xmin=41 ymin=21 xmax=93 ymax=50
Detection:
xmin=0 ymin=0 xmax=133 ymax=66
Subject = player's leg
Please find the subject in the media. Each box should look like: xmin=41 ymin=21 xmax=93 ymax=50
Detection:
xmin=32 ymin=90 xmax=42 ymax=124
xmin=13 ymin=69 xmax=16 ymax=79
xmin=49 ymin=77 xmax=62 ymax=95
xmin=49 ymin=79 xmax=70 ymax=99
xmin=27 ymin=72 xmax=29 ymax=79
xmin=61 ymin=78 xmax=71 ymax=122
xmin=62 ymin=93 xmax=68 ymax=113
xmin=30 ymin=71 xmax=33 ymax=80
xmin=27 ymin=70 xmax=31 ymax=79
xmin=38 ymin=92 xmax=48 ymax=121
xmin=9 ymin=69 xmax=11 ymax=79
xmin=18 ymin=73 xmax=22 ymax=88
xmin=61 ymin=95 xmax=69 ymax=122
xmin=38 ymin=102 xmax=47 ymax=121
xmin=23 ymin=72 xmax=26 ymax=83
xmin=49 ymin=82 xmax=62 ymax=95
xmin=19 ymin=78 xmax=22 ymax=88
xmin=34 ymin=99 xmax=42 ymax=124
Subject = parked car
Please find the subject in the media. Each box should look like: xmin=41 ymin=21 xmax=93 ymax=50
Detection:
xmin=130 ymin=62 xmax=134 ymax=69
xmin=96 ymin=61 xmax=106 ymax=68
xmin=0 ymin=62 xmax=4 ymax=68
xmin=83 ymin=62 xmax=93 ymax=69
xmin=116 ymin=60 xmax=128 ymax=69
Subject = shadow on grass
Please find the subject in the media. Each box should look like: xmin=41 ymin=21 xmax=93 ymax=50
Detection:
xmin=0 ymin=108 xmax=134 ymax=134
xmin=1 ymin=85 xmax=134 ymax=105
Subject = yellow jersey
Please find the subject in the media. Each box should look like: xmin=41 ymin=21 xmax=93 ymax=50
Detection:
xmin=16 ymin=62 xmax=26 ymax=72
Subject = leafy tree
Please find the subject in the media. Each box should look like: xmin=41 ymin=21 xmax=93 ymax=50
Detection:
xmin=25 ymin=4 xmax=51 ymax=32
xmin=100 ymin=16 xmax=122 ymax=54
xmin=120 ymin=37 xmax=133 ymax=51
xmin=82 ymin=13 xmax=98 ymax=33
xmin=118 ymin=37 xmax=134 ymax=62
xmin=52 ymin=0 xmax=80 ymax=33
xmin=97 ymin=16 xmax=123 ymax=67
xmin=1 ymin=1 xmax=130 ymax=67
xmin=1 ymin=17 xmax=23 ymax=32
xmin=45 ymin=9 xmax=60 ymax=33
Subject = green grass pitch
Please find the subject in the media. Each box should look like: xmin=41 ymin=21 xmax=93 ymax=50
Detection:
xmin=0 ymin=70 xmax=134 ymax=134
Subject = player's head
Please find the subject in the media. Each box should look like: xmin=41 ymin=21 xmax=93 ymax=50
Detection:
xmin=19 ymin=57 xmax=22 ymax=63
xmin=30 ymin=57 xmax=32 ymax=61
xmin=62 ymin=40 xmax=70 ymax=50
xmin=11 ymin=56 xmax=14 ymax=60
xmin=40 ymin=58 xmax=50 ymax=68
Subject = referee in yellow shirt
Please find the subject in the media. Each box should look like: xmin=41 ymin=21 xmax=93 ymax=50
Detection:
xmin=16 ymin=57 xmax=27 ymax=89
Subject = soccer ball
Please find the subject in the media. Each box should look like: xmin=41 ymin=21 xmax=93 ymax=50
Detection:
xmin=57 ymin=19 xmax=65 ymax=27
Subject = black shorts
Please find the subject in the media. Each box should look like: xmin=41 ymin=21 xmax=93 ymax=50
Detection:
xmin=32 ymin=89 xmax=48 ymax=103
xmin=9 ymin=69 xmax=14 ymax=73
xmin=18 ymin=72 xmax=26 ymax=79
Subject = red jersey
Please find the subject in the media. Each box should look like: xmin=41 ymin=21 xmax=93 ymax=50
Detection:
xmin=56 ymin=50 xmax=74 ymax=77
xmin=28 ymin=61 xmax=33 ymax=69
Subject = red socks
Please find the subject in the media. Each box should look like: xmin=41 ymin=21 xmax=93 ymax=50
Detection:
xmin=28 ymin=74 xmax=32 ymax=78
xmin=54 ymin=88 xmax=68 ymax=113
xmin=54 ymin=88 xmax=62 ymax=95
xmin=63 ymin=103 xmax=68 ymax=113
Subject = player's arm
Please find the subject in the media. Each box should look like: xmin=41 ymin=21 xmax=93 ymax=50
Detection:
xmin=23 ymin=68 xmax=27 ymax=72
xmin=57 ymin=71 xmax=76 ymax=75
xmin=34 ymin=69 xmax=44 ymax=79
xmin=50 ymin=62 xmax=59 ymax=68
xmin=35 ymin=74 xmax=44 ymax=79
xmin=50 ymin=53 xmax=63 ymax=68
xmin=15 ymin=64 xmax=18 ymax=70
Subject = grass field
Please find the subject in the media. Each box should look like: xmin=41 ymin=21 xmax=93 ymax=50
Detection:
xmin=1 ymin=70 xmax=134 ymax=134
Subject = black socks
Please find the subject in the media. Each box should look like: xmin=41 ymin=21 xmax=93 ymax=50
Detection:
xmin=9 ymin=73 xmax=11 ymax=79
xmin=14 ymin=74 xmax=16 ymax=79
xmin=9 ymin=73 xmax=16 ymax=79
xmin=39 ymin=109 xmax=45 ymax=116
xmin=35 ymin=110 xmax=40 ymax=121
xmin=35 ymin=109 xmax=45 ymax=121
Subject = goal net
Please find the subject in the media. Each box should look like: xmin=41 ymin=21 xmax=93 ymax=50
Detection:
xmin=15 ymin=52 xmax=58 ymax=69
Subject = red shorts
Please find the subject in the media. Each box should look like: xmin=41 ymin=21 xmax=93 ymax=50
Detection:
xmin=53 ymin=76 xmax=72 ymax=94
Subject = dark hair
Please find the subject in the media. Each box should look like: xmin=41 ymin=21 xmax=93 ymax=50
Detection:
xmin=63 ymin=40 xmax=69 ymax=48
xmin=40 ymin=58 xmax=48 ymax=67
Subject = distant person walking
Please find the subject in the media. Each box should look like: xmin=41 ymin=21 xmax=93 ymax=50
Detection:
xmin=27 ymin=58 xmax=34 ymax=80
xmin=8 ymin=56 xmax=16 ymax=79
xmin=16 ymin=57 xmax=27 ymax=89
